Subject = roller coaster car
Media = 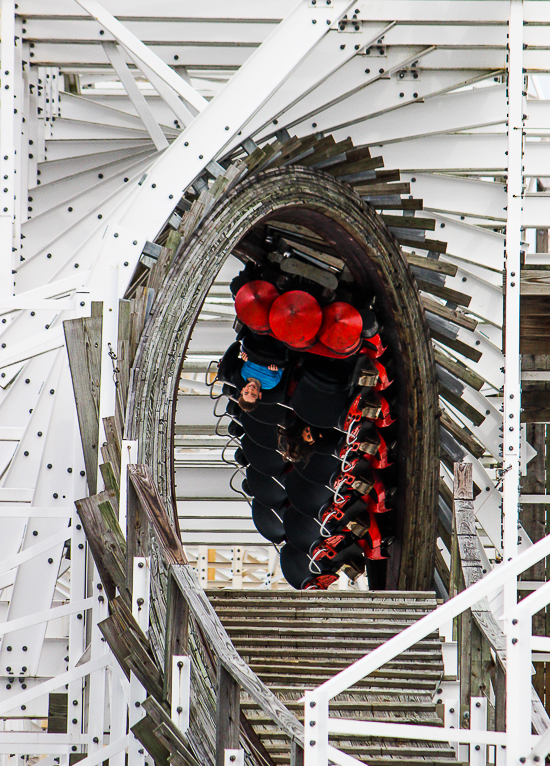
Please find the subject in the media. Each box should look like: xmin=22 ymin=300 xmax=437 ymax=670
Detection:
xmin=214 ymin=232 xmax=409 ymax=591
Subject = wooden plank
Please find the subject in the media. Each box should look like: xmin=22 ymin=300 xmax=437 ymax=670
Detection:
xmin=434 ymin=348 xmax=484 ymax=390
xmin=99 ymin=596 xmax=165 ymax=702
xmin=407 ymin=255 xmax=457 ymax=277
xmin=355 ymin=181 xmax=410 ymax=196
xmin=164 ymin=571 xmax=189 ymax=704
xmin=75 ymin=491 xmax=128 ymax=603
xmin=128 ymin=464 xmax=185 ymax=565
xmin=431 ymin=330 xmax=482 ymax=363
xmin=422 ymin=296 xmax=477 ymax=331
xmin=441 ymin=412 xmax=485 ymax=459
xmin=330 ymin=155 xmax=384 ymax=178
xmin=277 ymin=236 xmax=344 ymax=271
xmin=63 ymin=314 xmax=102 ymax=495
xmin=382 ymin=214 xmax=436 ymax=232
xmin=454 ymin=463 xmax=473 ymax=500
xmin=47 ymin=693 xmax=67 ymax=734
xmin=439 ymin=386 xmax=487 ymax=427
xmin=99 ymin=461 xmax=119 ymax=499
xmin=116 ymin=298 xmax=132 ymax=416
xmin=171 ymin=564 xmax=304 ymax=748
xmin=298 ymin=137 xmax=355 ymax=168
xmin=131 ymin=716 xmax=171 ymax=766
xmin=280 ymin=258 xmax=338 ymax=290
xmin=140 ymin=697 xmax=201 ymax=766
xmin=215 ymin=665 xmax=240 ymax=766
xmin=417 ymin=280 xmax=471 ymax=307
xmin=126 ymin=475 xmax=151 ymax=592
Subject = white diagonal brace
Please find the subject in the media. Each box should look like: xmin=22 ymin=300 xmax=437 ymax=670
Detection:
xmin=0 ymin=326 xmax=64 ymax=369
xmin=102 ymin=42 xmax=169 ymax=151
xmin=129 ymin=55 xmax=197 ymax=127
xmin=65 ymin=736 xmax=129 ymax=766
xmin=74 ymin=0 xmax=206 ymax=113
xmin=0 ymin=653 xmax=111 ymax=716
xmin=0 ymin=526 xmax=69 ymax=577
xmin=0 ymin=597 xmax=93 ymax=636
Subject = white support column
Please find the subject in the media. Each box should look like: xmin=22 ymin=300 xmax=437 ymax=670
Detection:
xmin=502 ymin=0 xmax=524 ymax=616
xmin=170 ymin=656 xmax=190 ymax=734
xmin=304 ymin=690 xmax=328 ymax=766
xmin=444 ymin=701 xmax=459 ymax=756
xmin=506 ymin=607 xmax=532 ymax=765
xmin=0 ymin=0 xmax=16 ymax=302
xmin=470 ymin=697 xmax=488 ymax=766
xmin=232 ymin=546 xmax=243 ymax=589
xmin=224 ymin=751 xmax=244 ymax=766
xmin=129 ymin=558 xmax=150 ymax=766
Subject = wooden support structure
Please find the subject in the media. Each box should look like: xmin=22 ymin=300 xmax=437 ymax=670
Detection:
xmin=63 ymin=311 xmax=103 ymax=494
xmin=216 ymin=665 xmax=240 ymax=765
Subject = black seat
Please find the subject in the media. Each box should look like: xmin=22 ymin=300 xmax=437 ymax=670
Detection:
xmin=284 ymin=470 xmax=333 ymax=518
xmin=217 ymin=341 xmax=241 ymax=384
xmin=244 ymin=466 xmax=287 ymax=510
xmin=289 ymin=373 xmax=353 ymax=429
xmin=251 ymin=500 xmax=286 ymax=544
xmin=248 ymin=402 xmax=290 ymax=426
xmin=241 ymin=415 xmax=280 ymax=450
xmin=227 ymin=420 xmax=244 ymax=438
xmin=241 ymin=435 xmax=287 ymax=479
xmin=283 ymin=510 xmax=326 ymax=553
xmin=279 ymin=543 xmax=321 ymax=590
xmin=295 ymin=452 xmax=341 ymax=485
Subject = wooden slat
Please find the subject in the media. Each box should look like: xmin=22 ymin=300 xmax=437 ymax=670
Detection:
xmin=99 ymin=596 xmax=165 ymax=702
xmin=408 ymin=255 xmax=457 ymax=277
xmin=441 ymin=411 xmax=485 ymax=459
xmin=439 ymin=385 xmax=487 ymax=427
xmin=422 ymin=296 xmax=477 ymax=331
xmin=431 ymin=330 xmax=482 ymax=363
xmin=63 ymin=314 xmax=102 ymax=495
xmin=434 ymin=348 xmax=484 ymax=390
xmin=330 ymin=155 xmax=384 ymax=178
xmin=382 ymin=215 xmax=436 ymax=232
xmin=399 ymin=237 xmax=447 ymax=254
xmin=355 ymin=181 xmax=411 ymax=196
xmin=128 ymin=464 xmax=185 ymax=564
xmin=216 ymin=665 xmax=240 ymax=766
xmin=75 ymin=491 xmax=128 ymax=603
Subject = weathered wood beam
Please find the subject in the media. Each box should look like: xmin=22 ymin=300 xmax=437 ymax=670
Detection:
xmin=215 ymin=665 xmax=240 ymax=766
xmin=63 ymin=313 xmax=102 ymax=495
xmin=75 ymin=490 xmax=127 ymax=603
xmin=128 ymin=464 xmax=185 ymax=565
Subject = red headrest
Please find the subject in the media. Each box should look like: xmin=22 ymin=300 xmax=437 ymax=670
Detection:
xmin=319 ymin=302 xmax=363 ymax=352
xmin=234 ymin=280 xmax=280 ymax=332
xmin=269 ymin=291 xmax=322 ymax=347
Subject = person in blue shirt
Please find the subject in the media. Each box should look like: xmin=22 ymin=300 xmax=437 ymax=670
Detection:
xmin=238 ymin=350 xmax=283 ymax=411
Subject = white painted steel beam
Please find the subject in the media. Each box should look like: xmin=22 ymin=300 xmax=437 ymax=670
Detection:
xmin=502 ymin=0 xmax=523 ymax=630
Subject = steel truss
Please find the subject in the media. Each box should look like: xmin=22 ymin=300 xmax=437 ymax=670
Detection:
xmin=0 ymin=0 xmax=549 ymax=764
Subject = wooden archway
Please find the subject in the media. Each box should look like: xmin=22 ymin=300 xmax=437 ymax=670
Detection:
xmin=126 ymin=165 xmax=439 ymax=590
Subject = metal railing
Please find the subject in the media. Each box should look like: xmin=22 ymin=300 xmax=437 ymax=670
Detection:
xmin=303 ymin=521 xmax=550 ymax=766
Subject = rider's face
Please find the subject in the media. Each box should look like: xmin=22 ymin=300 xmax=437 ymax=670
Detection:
xmin=242 ymin=381 xmax=261 ymax=403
